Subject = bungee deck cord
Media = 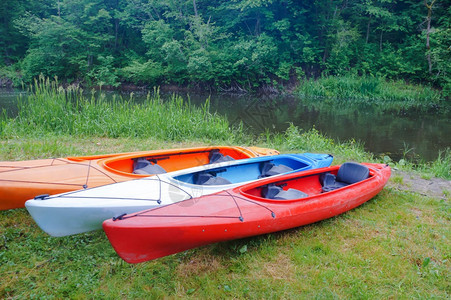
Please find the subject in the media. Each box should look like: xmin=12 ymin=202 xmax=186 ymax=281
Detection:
xmin=115 ymin=189 xmax=277 ymax=222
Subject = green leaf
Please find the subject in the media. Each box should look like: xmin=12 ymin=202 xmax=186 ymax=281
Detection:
xmin=422 ymin=257 xmax=431 ymax=268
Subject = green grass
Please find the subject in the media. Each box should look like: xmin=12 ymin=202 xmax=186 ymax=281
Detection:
xmin=391 ymin=175 xmax=404 ymax=184
xmin=390 ymin=149 xmax=451 ymax=181
xmin=296 ymin=75 xmax=448 ymax=113
xmin=1 ymin=76 xmax=239 ymax=142
xmin=1 ymin=188 xmax=449 ymax=298
xmin=421 ymin=149 xmax=451 ymax=180
xmin=0 ymin=79 xmax=450 ymax=298
xmin=0 ymin=136 xmax=209 ymax=161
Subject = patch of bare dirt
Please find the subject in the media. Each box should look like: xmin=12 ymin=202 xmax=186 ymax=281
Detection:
xmin=176 ymin=254 xmax=222 ymax=277
xmin=249 ymin=253 xmax=297 ymax=282
xmin=388 ymin=169 xmax=450 ymax=199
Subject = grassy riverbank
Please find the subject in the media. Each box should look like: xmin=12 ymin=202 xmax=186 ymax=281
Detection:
xmin=1 ymin=77 xmax=238 ymax=142
xmin=0 ymin=81 xmax=449 ymax=298
xmin=0 ymin=137 xmax=449 ymax=298
xmin=296 ymin=75 xmax=448 ymax=112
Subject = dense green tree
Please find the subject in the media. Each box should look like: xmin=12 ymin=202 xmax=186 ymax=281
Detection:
xmin=0 ymin=0 xmax=449 ymax=90
xmin=18 ymin=15 xmax=86 ymax=81
xmin=0 ymin=0 xmax=54 ymax=64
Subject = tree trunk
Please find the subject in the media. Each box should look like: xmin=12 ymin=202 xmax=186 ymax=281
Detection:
xmin=115 ymin=0 xmax=119 ymax=51
xmin=424 ymin=0 xmax=436 ymax=74
xmin=366 ymin=15 xmax=372 ymax=44
xmin=87 ymin=53 xmax=93 ymax=68
xmin=379 ymin=30 xmax=383 ymax=51
xmin=115 ymin=18 xmax=119 ymax=51
xmin=193 ymin=0 xmax=198 ymax=17
xmin=255 ymin=15 xmax=260 ymax=36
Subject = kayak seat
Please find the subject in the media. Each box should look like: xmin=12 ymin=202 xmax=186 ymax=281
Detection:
xmin=133 ymin=158 xmax=167 ymax=175
xmin=262 ymin=184 xmax=308 ymax=200
xmin=320 ymin=173 xmax=336 ymax=187
xmin=209 ymin=150 xmax=235 ymax=164
xmin=195 ymin=172 xmax=232 ymax=185
xmin=260 ymin=162 xmax=293 ymax=178
xmin=321 ymin=162 xmax=369 ymax=192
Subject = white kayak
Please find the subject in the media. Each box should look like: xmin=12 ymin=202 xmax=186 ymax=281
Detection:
xmin=25 ymin=153 xmax=333 ymax=236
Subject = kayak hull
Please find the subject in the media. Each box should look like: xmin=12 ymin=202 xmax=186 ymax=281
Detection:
xmin=103 ymin=163 xmax=390 ymax=263
xmin=26 ymin=153 xmax=333 ymax=236
xmin=0 ymin=146 xmax=277 ymax=210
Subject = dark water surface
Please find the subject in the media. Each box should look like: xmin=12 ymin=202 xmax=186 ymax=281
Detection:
xmin=186 ymin=93 xmax=450 ymax=162
xmin=0 ymin=88 xmax=25 ymax=116
xmin=1 ymin=88 xmax=449 ymax=162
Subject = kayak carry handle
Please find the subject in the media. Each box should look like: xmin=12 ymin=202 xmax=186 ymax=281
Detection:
xmin=34 ymin=194 xmax=50 ymax=200
xmin=113 ymin=213 xmax=127 ymax=221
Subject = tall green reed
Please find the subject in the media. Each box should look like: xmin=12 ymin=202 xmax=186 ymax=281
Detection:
xmin=420 ymin=149 xmax=451 ymax=179
xmin=2 ymin=76 xmax=238 ymax=142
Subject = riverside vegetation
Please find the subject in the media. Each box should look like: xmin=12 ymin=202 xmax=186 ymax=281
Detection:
xmin=296 ymin=75 xmax=447 ymax=112
xmin=1 ymin=1 xmax=450 ymax=96
xmin=0 ymin=81 xmax=449 ymax=298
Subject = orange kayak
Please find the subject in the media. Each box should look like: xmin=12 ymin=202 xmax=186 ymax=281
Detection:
xmin=0 ymin=146 xmax=278 ymax=210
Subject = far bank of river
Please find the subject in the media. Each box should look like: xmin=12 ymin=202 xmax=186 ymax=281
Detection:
xmin=0 ymin=87 xmax=449 ymax=162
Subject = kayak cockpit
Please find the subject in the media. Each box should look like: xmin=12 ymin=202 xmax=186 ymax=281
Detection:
xmin=173 ymin=156 xmax=311 ymax=185
xmin=100 ymin=148 xmax=252 ymax=176
xmin=240 ymin=162 xmax=374 ymax=201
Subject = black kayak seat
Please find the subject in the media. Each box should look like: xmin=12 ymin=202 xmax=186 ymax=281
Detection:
xmin=321 ymin=162 xmax=369 ymax=192
xmin=209 ymin=149 xmax=235 ymax=164
xmin=195 ymin=172 xmax=232 ymax=185
xmin=260 ymin=162 xmax=293 ymax=178
xmin=133 ymin=158 xmax=167 ymax=175
xmin=261 ymin=184 xmax=308 ymax=200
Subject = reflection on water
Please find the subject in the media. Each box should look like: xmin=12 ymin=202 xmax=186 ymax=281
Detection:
xmin=0 ymin=88 xmax=25 ymax=117
xmin=0 ymin=88 xmax=449 ymax=162
xmin=186 ymin=93 xmax=450 ymax=162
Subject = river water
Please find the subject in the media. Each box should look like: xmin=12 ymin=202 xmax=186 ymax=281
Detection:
xmin=1 ymin=87 xmax=449 ymax=162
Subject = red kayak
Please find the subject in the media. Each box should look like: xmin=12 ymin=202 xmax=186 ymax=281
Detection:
xmin=103 ymin=162 xmax=391 ymax=263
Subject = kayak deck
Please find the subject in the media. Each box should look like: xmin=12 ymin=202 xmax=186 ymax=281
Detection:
xmin=1 ymin=146 xmax=278 ymax=210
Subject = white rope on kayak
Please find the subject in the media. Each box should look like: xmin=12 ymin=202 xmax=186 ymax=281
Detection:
xmin=116 ymin=191 xmax=277 ymax=221
xmin=0 ymin=157 xmax=118 ymax=187
xmin=47 ymin=176 xmax=194 ymax=204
